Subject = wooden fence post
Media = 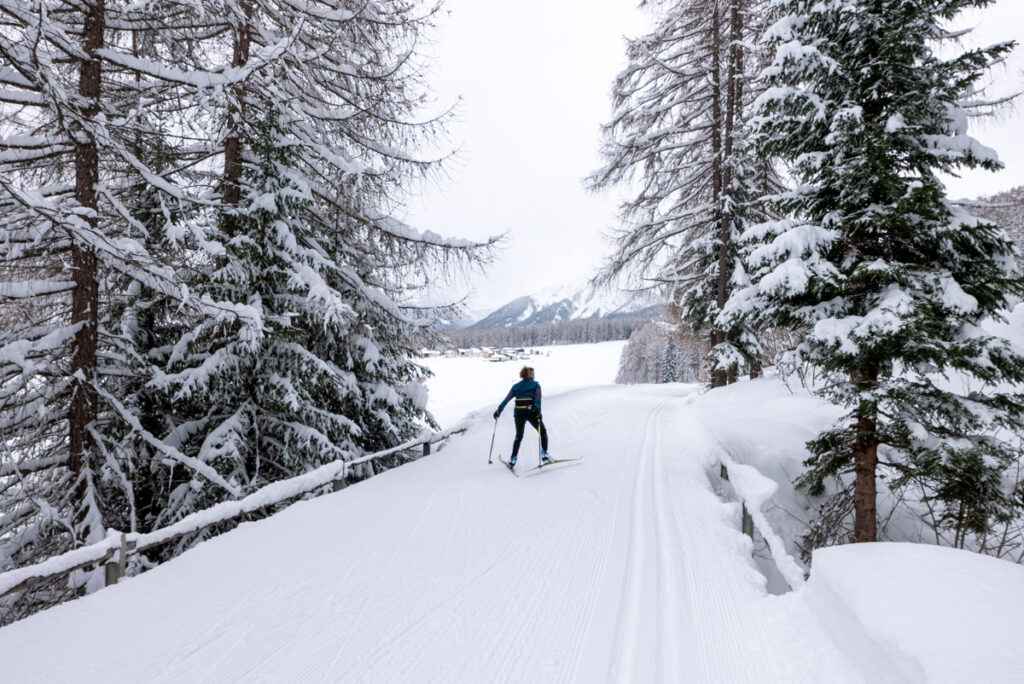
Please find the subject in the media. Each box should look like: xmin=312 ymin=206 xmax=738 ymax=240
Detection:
xmin=104 ymin=533 xmax=128 ymax=586
xmin=332 ymin=464 xmax=348 ymax=492
xmin=104 ymin=559 xmax=119 ymax=587
xmin=720 ymin=463 xmax=755 ymax=540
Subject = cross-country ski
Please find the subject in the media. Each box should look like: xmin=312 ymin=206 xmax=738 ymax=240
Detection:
xmin=524 ymin=455 xmax=584 ymax=473
xmin=497 ymin=455 xmax=520 ymax=477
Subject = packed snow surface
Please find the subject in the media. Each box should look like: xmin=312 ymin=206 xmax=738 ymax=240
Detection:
xmin=2 ymin=347 xmax=1022 ymax=683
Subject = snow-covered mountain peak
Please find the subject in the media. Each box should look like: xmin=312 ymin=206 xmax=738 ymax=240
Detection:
xmin=470 ymin=281 xmax=658 ymax=328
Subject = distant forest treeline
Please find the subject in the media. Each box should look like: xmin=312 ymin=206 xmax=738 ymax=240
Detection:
xmin=971 ymin=186 xmax=1024 ymax=269
xmin=437 ymin=314 xmax=656 ymax=349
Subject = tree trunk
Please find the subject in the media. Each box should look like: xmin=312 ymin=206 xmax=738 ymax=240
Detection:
xmin=709 ymin=2 xmax=728 ymax=390
xmin=721 ymin=0 xmax=744 ymax=387
xmin=720 ymin=0 xmax=737 ymax=285
xmin=955 ymin=502 xmax=966 ymax=549
xmin=69 ymin=0 xmax=105 ymax=474
xmin=852 ymin=366 xmax=879 ymax=542
xmin=710 ymin=333 xmax=727 ymax=387
xmin=221 ymin=0 xmax=253 ymax=232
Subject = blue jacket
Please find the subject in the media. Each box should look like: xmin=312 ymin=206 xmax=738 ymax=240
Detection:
xmin=498 ymin=379 xmax=542 ymax=415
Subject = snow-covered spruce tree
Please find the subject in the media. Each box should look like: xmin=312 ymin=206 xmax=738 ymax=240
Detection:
xmin=0 ymin=0 xmax=245 ymax=617
xmin=134 ymin=0 xmax=496 ymax=539
xmin=722 ymin=0 xmax=1024 ymax=543
xmin=591 ymin=0 xmax=772 ymax=387
xmin=0 ymin=0 xmax=488 ymax=617
xmin=661 ymin=339 xmax=680 ymax=383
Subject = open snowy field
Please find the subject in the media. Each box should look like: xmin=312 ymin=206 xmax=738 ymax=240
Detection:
xmin=2 ymin=357 xmax=1023 ymax=682
xmin=420 ymin=340 xmax=626 ymax=428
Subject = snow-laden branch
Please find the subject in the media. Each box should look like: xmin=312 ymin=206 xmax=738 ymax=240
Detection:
xmin=96 ymin=387 xmax=242 ymax=497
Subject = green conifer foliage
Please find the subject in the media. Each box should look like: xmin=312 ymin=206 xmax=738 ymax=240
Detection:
xmin=723 ymin=0 xmax=1024 ymax=542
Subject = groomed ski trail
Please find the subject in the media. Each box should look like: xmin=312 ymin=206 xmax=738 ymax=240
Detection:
xmin=0 ymin=384 xmax=869 ymax=683
xmin=606 ymin=397 xmax=689 ymax=682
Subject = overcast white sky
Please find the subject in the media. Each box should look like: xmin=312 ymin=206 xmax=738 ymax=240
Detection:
xmin=404 ymin=0 xmax=1024 ymax=315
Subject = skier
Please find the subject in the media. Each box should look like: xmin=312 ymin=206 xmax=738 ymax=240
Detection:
xmin=493 ymin=366 xmax=550 ymax=468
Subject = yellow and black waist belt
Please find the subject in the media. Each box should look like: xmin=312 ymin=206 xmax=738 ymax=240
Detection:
xmin=514 ymin=400 xmax=535 ymax=410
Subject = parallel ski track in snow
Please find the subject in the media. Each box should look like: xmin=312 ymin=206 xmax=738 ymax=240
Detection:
xmin=609 ymin=398 xmax=692 ymax=683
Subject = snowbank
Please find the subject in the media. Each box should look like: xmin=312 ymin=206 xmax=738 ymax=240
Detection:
xmin=804 ymin=542 xmax=1024 ymax=684
xmin=690 ymin=374 xmax=842 ymax=575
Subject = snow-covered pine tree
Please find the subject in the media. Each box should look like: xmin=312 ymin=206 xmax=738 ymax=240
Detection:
xmin=1 ymin=0 xmax=492 ymax=618
xmin=0 ymin=0 xmax=245 ymax=616
xmin=661 ymin=339 xmax=680 ymax=383
xmin=133 ymin=0 xmax=496 ymax=539
xmin=591 ymin=0 xmax=770 ymax=387
xmin=723 ymin=0 xmax=1024 ymax=543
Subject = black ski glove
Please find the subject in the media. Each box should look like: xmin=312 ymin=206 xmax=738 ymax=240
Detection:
xmin=493 ymin=410 xmax=501 ymax=420
xmin=537 ymin=413 xmax=543 ymax=422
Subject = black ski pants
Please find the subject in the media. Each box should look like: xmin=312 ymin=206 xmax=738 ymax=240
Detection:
xmin=512 ymin=411 xmax=548 ymax=459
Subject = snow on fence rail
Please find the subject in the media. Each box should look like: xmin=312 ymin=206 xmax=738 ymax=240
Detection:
xmin=0 ymin=425 xmax=465 ymax=600
xmin=717 ymin=456 xmax=807 ymax=590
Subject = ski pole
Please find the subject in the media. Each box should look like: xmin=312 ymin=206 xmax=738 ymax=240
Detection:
xmin=537 ymin=416 xmax=543 ymax=466
xmin=487 ymin=417 xmax=498 ymax=464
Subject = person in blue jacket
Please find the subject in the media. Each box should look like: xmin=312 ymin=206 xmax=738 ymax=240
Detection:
xmin=494 ymin=365 xmax=550 ymax=467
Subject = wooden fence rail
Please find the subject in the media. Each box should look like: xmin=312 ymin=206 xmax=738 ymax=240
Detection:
xmin=1 ymin=427 xmax=463 ymax=601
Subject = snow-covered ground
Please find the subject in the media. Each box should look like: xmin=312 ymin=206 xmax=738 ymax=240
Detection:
xmin=805 ymin=542 xmax=1024 ymax=683
xmin=2 ymin=345 xmax=1023 ymax=683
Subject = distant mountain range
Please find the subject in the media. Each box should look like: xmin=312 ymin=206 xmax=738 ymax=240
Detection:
xmin=469 ymin=283 xmax=659 ymax=329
